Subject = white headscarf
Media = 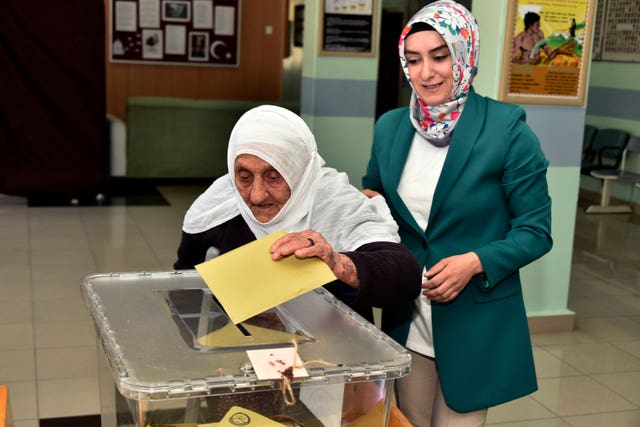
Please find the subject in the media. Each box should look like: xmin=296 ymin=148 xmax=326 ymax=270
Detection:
xmin=182 ymin=105 xmax=400 ymax=251
xmin=399 ymin=0 xmax=480 ymax=145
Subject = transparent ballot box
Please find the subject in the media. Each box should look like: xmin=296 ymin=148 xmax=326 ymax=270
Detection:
xmin=82 ymin=271 xmax=410 ymax=427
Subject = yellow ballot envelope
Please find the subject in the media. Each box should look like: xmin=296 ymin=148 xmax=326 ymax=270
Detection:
xmin=195 ymin=321 xmax=312 ymax=348
xmin=218 ymin=406 xmax=287 ymax=426
xmin=146 ymin=405 xmax=286 ymax=426
xmin=195 ymin=231 xmax=337 ymax=324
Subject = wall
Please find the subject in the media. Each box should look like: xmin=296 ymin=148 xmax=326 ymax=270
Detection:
xmin=299 ymin=0 xmax=381 ymax=185
xmin=583 ymin=61 xmax=640 ymax=205
xmin=473 ymin=0 xmax=577 ymax=330
xmin=103 ymin=0 xmax=288 ymax=119
xmin=101 ymin=0 xmax=583 ymax=330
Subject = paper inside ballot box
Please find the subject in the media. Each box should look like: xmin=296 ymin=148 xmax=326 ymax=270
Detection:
xmin=196 ymin=320 xmax=311 ymax=348
xmin=146 ymin=405 xmax=286 ymax=426
xmin=195 ymin=230 xmax=337 ymax=324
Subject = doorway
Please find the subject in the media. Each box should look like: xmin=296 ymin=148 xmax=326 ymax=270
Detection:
xmin=375 ymin=8 xmax=405 ymax=120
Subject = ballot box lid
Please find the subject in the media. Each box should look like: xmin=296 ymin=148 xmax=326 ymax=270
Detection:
xmin=82 ymin=270 xmax=410 ymax=401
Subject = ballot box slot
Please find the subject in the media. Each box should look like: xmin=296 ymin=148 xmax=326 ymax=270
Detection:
xmin=154 ymin=288 xmax=315 ymax=352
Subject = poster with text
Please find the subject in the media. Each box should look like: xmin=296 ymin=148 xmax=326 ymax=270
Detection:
xmin=499 ymin=0 xmax=595 ymax=105
xmin=320 ymin=0 xmax=376 ymax=56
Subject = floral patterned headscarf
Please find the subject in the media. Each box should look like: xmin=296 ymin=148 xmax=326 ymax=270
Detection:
xmin=399 ymin=0 xmax=480 ymax=145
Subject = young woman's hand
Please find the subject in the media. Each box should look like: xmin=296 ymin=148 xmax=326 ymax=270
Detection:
xmin=422 ymin=252 xmax=483 ymax=302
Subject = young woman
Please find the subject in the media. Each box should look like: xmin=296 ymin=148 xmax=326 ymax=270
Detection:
xmin=362 ymin=1 xmax=553 ymax=425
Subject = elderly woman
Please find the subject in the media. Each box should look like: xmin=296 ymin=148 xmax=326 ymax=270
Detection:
xmin=174 ymin=105 xmax=421 ymax=321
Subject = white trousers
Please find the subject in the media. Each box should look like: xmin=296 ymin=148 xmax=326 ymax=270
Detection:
xmin=395 ymin=349 xmax=488 ymax=427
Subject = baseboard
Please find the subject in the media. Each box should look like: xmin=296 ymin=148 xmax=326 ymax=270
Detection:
xmin=528 ymin=313 xmax=575 ymax=333
xmin=40 ymin=414 xmax=101 ymax=427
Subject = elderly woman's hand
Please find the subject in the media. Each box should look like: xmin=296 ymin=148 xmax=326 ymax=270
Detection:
xmin=270 ymin=230 xmax=360 ymax=287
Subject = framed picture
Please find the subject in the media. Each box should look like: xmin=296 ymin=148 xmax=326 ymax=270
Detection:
xmin=188 ymin=31 xmax=209 ymax=61
xmin=162 ymin=0 xmax=191 ymax=22
xmin=142 ymin=29 xmax=163 ymax=59
xmin=293 ymin=4 xmax=304 ymax=47
xmin=499 ymin=0 xmax=596 ymax=105
xmin=319 ymin=0 xmax=376 ymax=56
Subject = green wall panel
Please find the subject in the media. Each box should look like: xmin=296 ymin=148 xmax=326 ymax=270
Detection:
xmin=303 ymin=116 xmax=375 ymax=187
xmin=590 ymin=62 xmax=640 ymax=90
xmin=470 ymin=0 xmax=508 ymax=99
xmin=521 ymin=167 xmax=578 ymax=317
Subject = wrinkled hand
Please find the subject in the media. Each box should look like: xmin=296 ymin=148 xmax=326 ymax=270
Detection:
xmin=361 ymin=189 xmax=381 ymax=199
xmin=270 ymin=229 xmax=359 ymax=287
xmin=423 ymin=252 xmax=483 ymax=302
xmin=270 ymin=229 xmax=333 ymax=263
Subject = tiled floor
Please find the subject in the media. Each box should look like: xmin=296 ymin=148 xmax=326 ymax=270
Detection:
xmin=1 ymin=185 xmax=639 ymax=427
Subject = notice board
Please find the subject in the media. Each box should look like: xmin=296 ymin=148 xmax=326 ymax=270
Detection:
xmin=110 ymin=0 xmax=240 ymax=67
xmin=320 ymin=0 xmax=376 ymax=56
xmin=592 ymin=0 xmax=640 ymax=62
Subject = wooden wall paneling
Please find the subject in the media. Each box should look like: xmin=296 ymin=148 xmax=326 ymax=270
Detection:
xmin=104 ymin=0 xmax=287 ymax=119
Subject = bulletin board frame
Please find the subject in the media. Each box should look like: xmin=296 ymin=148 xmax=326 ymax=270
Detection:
xmin=592 ymin=0 xmax=640 ymax=62
xmin=109 ymin=0 xmax=241 ymax=67
xmin=319 ymin=0 xmax=377 ymax=57
xmin=499 ymin=0 xmax=596 ymax=105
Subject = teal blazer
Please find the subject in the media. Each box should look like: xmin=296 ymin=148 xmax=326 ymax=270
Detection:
xmin=363 ymin=88 xmax=553 ymax=412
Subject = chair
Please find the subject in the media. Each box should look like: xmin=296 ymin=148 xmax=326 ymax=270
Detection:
xmin=582 ymin=124 xmax=597 ymax=162
xmin=586 ymin=135 xmax=640 ymax=214
xmin=580 ymin=128 xmax=629 ymax=176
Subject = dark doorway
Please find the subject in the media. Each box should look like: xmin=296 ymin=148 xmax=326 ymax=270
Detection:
xmin=0 ymin=0 xmax=107 ymax=199
xmin=375 ymin=8 xmax=405 ymax=120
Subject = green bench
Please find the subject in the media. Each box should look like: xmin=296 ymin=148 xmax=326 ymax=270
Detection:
xmin=125 ymin=97 xmax=300 ymax=178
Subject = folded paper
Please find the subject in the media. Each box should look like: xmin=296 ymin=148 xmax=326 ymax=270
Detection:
xmin=246 ymin=347 xmax=309 ymax=380
xmin=218 ymin=406 xmax=285 ymax=426
xmin=196 ymin=322 xmax=312 ymax=348
xmin=146 ymin=405 xmax=286 ymax=426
